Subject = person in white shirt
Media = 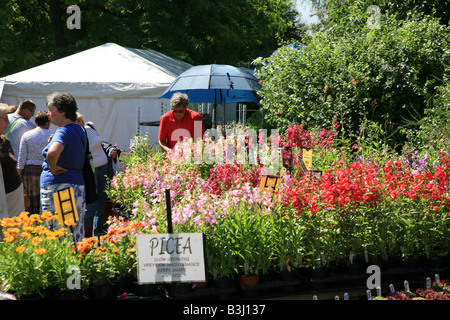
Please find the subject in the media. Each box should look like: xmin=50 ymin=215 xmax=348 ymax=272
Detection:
xmin=17 ymin=111 xmax=53 ymax=214
xmin=0 ymin=103 xmax=25 ymax=219
xmin=76 ymin=113 xmax=109 ymax=237
xmin=5 ymin=99 xmax=36 ymax=157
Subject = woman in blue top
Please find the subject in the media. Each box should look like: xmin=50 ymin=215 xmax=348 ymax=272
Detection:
xmin=40 ymin=92 xmax=86 ymax=242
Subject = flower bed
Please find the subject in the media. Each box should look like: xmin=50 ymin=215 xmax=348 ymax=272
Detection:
xmin=0 ymin=211 xmax=144 ymax=299
xmin=1 ymin=122 xmax=449 ymax=299
xmin=0 ymin=212 xmax=77 ymax=298
xmin=107 ymin=123 xmax=450 ymax=280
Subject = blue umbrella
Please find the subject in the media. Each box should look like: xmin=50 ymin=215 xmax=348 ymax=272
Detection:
xmin=160 ymin=64 xmax=261 ymax=104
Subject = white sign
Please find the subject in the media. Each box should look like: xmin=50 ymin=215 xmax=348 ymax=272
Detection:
xmin=136 ymin=233 xmax=206 ymax=284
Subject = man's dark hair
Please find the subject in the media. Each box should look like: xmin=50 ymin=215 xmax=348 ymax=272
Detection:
xmin=34 ymin=110 xmax=50 ymax=127
xmin=18 ymin=99 xmax=36 ymax=112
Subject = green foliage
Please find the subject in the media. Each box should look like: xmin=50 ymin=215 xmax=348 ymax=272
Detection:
xmin=401 ymin=83 xmax=450 ymax=168
xmin=120 ymin=134 xmax=165 ymax=168
xmin=0 ymin=0 xmax=55 ymax=77
xmin=322 ymin=0 xmax=450 ymax=27
xmin=255 ymin=10 xmax=450 ymax=147
xmin=415 ymin=83 xmax=450 ymax=146
xmin=0 ymin=0 xmax=304 ymax=77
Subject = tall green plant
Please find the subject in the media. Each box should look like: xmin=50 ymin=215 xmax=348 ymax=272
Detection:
xmin=255 ymin=10 xmax=450 ymax=147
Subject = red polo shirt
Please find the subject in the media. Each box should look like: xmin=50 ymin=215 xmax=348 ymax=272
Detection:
xmin=158 ymin=109 xmax=205 ymax=149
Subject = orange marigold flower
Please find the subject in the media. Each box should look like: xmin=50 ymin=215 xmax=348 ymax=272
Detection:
xmin=3 ymin=235 xmax=15 ymax=243
xmin=7 ymin=227 xmax=21 ymax=234
xmin=33 ymin=226 xmax=46 ymax=235
xmin=76 ymin=243 xmax=88 ymax=253
xmin=41 ymin=211 xmax=57 ymax=221
xmin=53 ymin=229 xmax=67 ymax=237
xmin=21 ymin=232 xmax=32 ymax=239
xmin=112 ymin=249 xmax=120 ymax=254
xmin=18 ymin=212 xmax=30 ymax=220
xmin=32 ymin=236 xmax=43 ymax=246
xmin=28 ymin=213 xmax=42 ymax=224
xmin=85 ymin=236 xmax=98 ymax=243
xmin=34 ymin=248 xmax=47 ymax=255
xmin=64 ymin=219 xmax=76 ymax=227
xmin=16 ymin=246 xmax=26 ymax=253
xmin=95 ymin=247 xmax=107 ymax=254
xmin=1 ymin=217 xmax=20 ymax=228
xmin=76 ymin=237 xmax=98 ymax=253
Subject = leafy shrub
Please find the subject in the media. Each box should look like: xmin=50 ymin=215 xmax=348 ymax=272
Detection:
xmin=255 ymin=11 xmax=450 ymax=147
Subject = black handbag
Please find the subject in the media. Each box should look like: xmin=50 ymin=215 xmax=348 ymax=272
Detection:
xmin=82 ymin=146 xmax=98 ymax=204
xmin=74 ymin=125 xmax=98 ymax=204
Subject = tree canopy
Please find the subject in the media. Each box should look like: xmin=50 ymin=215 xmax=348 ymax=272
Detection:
xmin=0 ymin=0 xmax=304 ymax=77
xmin=305 ymin=0 xmax=450 ymax=26
xmin=256 ymin=1 xmax=450 ymax=147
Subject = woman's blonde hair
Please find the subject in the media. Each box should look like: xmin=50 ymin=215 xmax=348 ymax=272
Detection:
xmin=76 ymin=112 xmax=84 ymax=123
xmin=0 ymin=103 xmax=9 ymax=115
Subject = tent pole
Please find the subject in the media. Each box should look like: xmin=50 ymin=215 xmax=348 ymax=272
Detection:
xmin=222 ymin=100 xmax=225 ymax=125
xmin=214 ymin=96 xmax=217 ymax=126
xmin=137 ymin=106 xmax=141 ymax=136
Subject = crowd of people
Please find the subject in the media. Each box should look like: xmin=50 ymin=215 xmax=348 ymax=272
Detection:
xmin=1 ymin=91 xmax=204 ymax=242
xmin=0 ymin=92 xmax=121 ymax=242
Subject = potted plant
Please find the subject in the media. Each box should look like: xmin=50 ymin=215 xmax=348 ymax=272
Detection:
xmin=270 ymin=207 xmax=305 ymax=280
xmin=0 ymin=212 xmax=81 ymax=299
xmin=205 ymin=224 xmax=236 ymax=289
xmin=224 ymin=201 xmax=274 ymax=287
xmin=75 ymin=236 xmax=117 ymax=299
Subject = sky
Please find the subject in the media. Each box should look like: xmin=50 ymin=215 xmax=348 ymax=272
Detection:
xmin=294 ymin=0 xmax=320 ymax=25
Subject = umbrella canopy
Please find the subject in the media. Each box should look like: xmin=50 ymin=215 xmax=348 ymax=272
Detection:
xmin=160 ymin=64 xmax=261 ymax=103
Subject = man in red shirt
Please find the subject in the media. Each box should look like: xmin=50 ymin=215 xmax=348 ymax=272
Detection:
xmin=158 ymin=92 xmax=205 ymax=152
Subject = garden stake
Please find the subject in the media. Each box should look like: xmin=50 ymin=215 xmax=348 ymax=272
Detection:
xmin=404 ymin=280 xmax=410 ymax=292
xmin=165 ymin=188 xmax=173 ymax=234
xmin=426 ymin=277 xmax=431 ymax=289
xmin=163 ymin=188 xmax=174 ymax=300
xmin=389 ymin=284 xmax=395 ymax=294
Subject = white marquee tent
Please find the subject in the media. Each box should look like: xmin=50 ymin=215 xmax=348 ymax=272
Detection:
xmin=0 ymin=43 xmax=192 ymax=148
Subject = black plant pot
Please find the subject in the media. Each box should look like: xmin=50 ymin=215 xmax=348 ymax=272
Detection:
xmin=132 ymin=282 xmax=157 ymax=297
xmin=212 ymin=277 xmax=235 ymax=290
xmin=89 ymin=284 xmax=117 ymax=300
xmin=279 ymin=271 xmax=297 ymax=282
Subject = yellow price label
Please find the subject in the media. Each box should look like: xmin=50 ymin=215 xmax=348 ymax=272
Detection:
xmin=302 ymin=149 xmax=313 ymax=171
xmin=260 ymin=175 xmax=279 ymax=195
xmin=53 ymin=187 xmax=78 ymax=226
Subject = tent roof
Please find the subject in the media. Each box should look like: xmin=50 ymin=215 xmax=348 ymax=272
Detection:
xmin=0 ymin=43 xmax=192 ymax=98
